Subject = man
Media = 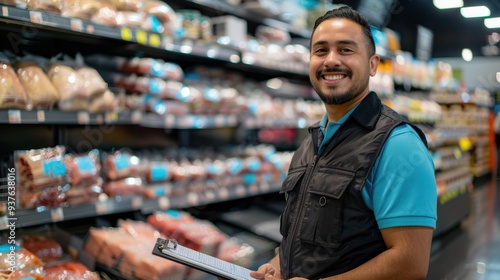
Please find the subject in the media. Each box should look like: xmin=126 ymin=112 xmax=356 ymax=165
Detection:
xmin=250 ymin=6 xmax=437 ymax=280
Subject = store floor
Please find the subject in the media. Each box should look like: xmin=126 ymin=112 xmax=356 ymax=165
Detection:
xmin=427 ymin=175 xmax=500 ymax=280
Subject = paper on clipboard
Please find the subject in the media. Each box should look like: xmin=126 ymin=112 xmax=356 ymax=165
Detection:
xmin=152 ymin=238 xmax=254 ymax=280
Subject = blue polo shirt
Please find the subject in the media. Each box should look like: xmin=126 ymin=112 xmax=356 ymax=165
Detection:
xmin=318 ymin=110 xmax=437 ymax=229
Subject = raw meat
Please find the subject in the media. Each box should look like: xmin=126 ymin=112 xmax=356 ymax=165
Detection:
xmin=0 ymin=60 xmax=29 ymax=109
xmin=16 ymin=61 xmax=60 ymax=108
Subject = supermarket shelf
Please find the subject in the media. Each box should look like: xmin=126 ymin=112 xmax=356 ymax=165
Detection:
xmin=1 ymin=181 xmax=282 ymax=230
xmin=242 ymin=117 xmax=313 ymax=129
xmin=434 ymin=183 xmax=471 ymax=237
xmin=177 ymin=0 xmax=311 ymax=38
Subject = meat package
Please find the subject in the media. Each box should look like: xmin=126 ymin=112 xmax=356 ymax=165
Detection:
xmin=22 ymin=235 xmax=63 ymax=262
xmin=44 ymin=260 xmax=100 ymax=280
xmin=16 ymin=59 xmax=60 ymax=108
xmin=84 ymin=225 xmax=186 ymax=280
xmin=16 ymin=146 xmax=68 ymax=209
xmin=0 ymin=245 xmax=44 ymax=278
xmin=103 ymin=151 xmax=144 ymax=197
xmin=64 ymin=150 xmax=105 ymax=205
xmin=0 ymin=56 xmax=29 ymax=109
xmin=25 ymin=0 xmax=64 ymax=14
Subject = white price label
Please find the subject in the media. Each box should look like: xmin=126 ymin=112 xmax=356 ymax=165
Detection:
xmin=132 ymin=196 xmax=143 ymax=209
xmin=158 ymin=196 xmax=169 ymax=210
xmin=50 ymin=208 xmax=64 ymax=222
xmin=95 ymin=201 xmax=111 ymax=214
xmin=29 ymin=11 xmax=43 ymax=23
xmin=37 ymin=110 xmax=45 ymax=122
xmin=8 ymin=110 xmax=21 ymax=123
xmin=70 ymin=18 xmax=83 ymax=32
xmin=2 ymin=6 xmax=8 ymax=16
xmin=77 ymin=112 xmax=90 ymax=124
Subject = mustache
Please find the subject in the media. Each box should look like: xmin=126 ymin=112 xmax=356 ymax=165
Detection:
xmin=317 ymin=68 xmax=351 ymax=78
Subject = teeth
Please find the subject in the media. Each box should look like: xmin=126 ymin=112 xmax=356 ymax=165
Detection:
xmin=323 ymin=75 xmax=344 ymax=80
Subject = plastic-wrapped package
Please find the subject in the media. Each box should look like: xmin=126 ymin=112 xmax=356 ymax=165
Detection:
xmin=127 ymin=57 xmax=184 ymax=81
xmin=20 ymin=185 xmax=68 ymax=209
xmin=143 ymin=0 xmax=176 ymax=24
xmin=25 ymin=0 xmax=63 ymax=13
xmin=0 ymin=245 xmax=44 ymax=275
xmin=116 ymin=11 xmax=164 ymax=33
xmin=216 ymin=238 xmax=255 ymax=268
xmin=104 ymin=151 xmax=141 ymax=181
xmin=64 ymin=150 xmax=101 ymax=186
xmin=118 ymin=219 xmax=166 ymax=239
xmin=21 ymin=235 xmax=63 ymax=263
xmin=77 ymin=66 xmax=108 ymax=98
xmin=0 ymin=58 xmax=29 ymax=109
xmin=44 ymin=261 xmax=101 ymax=280
xmin=0 ymin=0 xmax=24 ymax=7
xmin=147 ymin=210 xmax=195 ymax=239
xmin=65 ymin=178 xmax=103 ymax=206
xmin=105 ymin=0 xmax=142 ymax=12
xmin=17 ymin=146 xmax=66 ymax=191
xmin=88 ymin=89 xmax=118 ymax=113
xmin=103 ymin=177 xmax=144 ymax=197
xmin=90 ymin=1 xmax=118 ymax=26
xmin=16 ymin=59 xmax=60 ymax=108
xmin=61 ymin=0 xmax=103 ymax=19
xmin=47 ymin=63 xmax=84 ymax=101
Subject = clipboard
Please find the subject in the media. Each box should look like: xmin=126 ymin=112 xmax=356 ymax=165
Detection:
xmin=152 ymin=238 xmax=254 ymax=280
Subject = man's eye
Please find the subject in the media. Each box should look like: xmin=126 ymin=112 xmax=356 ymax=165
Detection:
xmin=315 ymin=48 xmax=327 ymax=53
xmin=340 ymin=48 xmax=353 ymax=53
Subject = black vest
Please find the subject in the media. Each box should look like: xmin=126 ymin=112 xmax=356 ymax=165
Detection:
xmin=278 ymin=92 xmax=426 ymax=279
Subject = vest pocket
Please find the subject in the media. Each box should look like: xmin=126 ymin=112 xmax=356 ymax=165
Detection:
xmin=299 ymin=167 xmax=355 ymax=249
xmin=279 ymin=166 xmax=306 ymax=238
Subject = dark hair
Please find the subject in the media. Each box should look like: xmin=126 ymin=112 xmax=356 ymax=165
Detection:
xmin=311 ymin=6 xmax=376 ymax=56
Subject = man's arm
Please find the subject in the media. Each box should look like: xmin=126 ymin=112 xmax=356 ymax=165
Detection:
xmin=319 ymin=226 xmax=433 ymax=280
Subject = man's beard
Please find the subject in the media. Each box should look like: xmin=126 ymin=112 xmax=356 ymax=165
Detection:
xmin=315 ymin=88 xmax=356 ymax=105
xmin=313 ymin=67 xmax=356 ymax=105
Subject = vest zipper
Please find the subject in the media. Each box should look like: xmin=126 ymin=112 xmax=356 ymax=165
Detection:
xmin=287 ymin=154 xmax=318 ymax=277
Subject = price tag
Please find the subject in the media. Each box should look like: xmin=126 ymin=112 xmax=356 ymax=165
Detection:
xmin=105 ymin=111 xmax=118 ymax=123
xmin=149 ymin=33 xmax=161 ymax=47
xmin=205 ymin=190 xmax=216 ymax=201
xmin=164 ymin=115 xmax=175 ymax=127
xmin=248 ymin=184 xmax=259 ymax=195
xmin=458 ymin=137 xmax=473 ymax=151
xmin=29 ymin=11 xmax=43 ymax=23
xmin=50 ymin=208 xmax=64 ymax=222
xmin=214 ymin=115 xmax=225 ymax=127
xmin=158 ymin=196 xmax=169 ymax=210
xmin=136 ymin=30 xmax=147 ymax=44
xmin=2 ymin=6 xmax=8 ymax=16
xmin=8 ymin=110 xmax=21 ymax=123
xmin=187 ymin=192 xmax=199 ymax=206
xmin=121 ymin=27 xmax=133 ymax=41
xmin=70 ymin=18 xmax=83 ymax=32
xmin=178 ymin=116 xmax=193 ymax=128
xmin=86 ymin=25 xmax=95 ymax=34
xmin=235 ymin=185 xmax=246 ymax=197
xmin=260 ymin=182 xmax=270 ymax=193
xmin=218 ymin=188 xmax=229 ymax=200
xmin=77 ymin=112 xmax=90 ymax=124
xmin=132 ymin=196 xmax=143 ymax=209
xmin=131 ymin=110 xmax=142 ymax=124
xmin=37 ymin=110 xmax=45 ymax=122
xmin=95 ymin=201 xmax=111 ymax=215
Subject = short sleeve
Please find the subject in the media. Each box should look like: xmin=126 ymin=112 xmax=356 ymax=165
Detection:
xmin=362 ymin=124 xmax=438 ymax=229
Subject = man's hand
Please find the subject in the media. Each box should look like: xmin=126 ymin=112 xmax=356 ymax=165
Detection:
xmin=250 ymin=263 xmax=282 ymax=280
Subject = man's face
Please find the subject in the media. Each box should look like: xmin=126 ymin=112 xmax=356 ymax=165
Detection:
xmin=309 ymin=18 xmax=379 ymax=105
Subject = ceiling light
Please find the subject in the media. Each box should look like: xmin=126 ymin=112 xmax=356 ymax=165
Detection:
xmin=485 ymin=17 xmax=500 ymax=28
xmin=433 ymin=0 xmax=463 ymax=9
xmin=462 ymin=48 xmax=473 ymax=61
xmin=461 ymin=6 xmax=490 ymax=18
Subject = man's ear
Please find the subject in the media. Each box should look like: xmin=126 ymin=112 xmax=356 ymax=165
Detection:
xmin=369 ymin=55 xmax=380 ymax=77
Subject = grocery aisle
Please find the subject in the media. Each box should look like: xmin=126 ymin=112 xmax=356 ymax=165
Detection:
xmin=427 ymin=175 xmax=500 ymax=280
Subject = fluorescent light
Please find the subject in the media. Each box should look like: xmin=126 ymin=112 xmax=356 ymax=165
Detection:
xmin=485 ymin=17 xmax=500 ymax=28
xmin=462 ymin=48 xmax=473 ymax=61
xmin=461 ymin=6 xmax=490 ymax=18
xmin=433 ymin=0 xmax=463 ymax=9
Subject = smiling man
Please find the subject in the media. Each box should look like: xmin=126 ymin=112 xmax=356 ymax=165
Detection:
xmin=250 ymin=6 xmax=437 ymax=280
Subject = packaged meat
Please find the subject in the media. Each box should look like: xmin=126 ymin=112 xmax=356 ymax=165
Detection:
xmin=145 ymin=161 xmax=171 ymax=183
xmin=118 ymin=219 xmax=165 ymax=239
xmin=216 ymin=238 xmax=254 ymax=268
xmin=105 ymin=0 xmax=142 ymax=11
xmin=16 ymin=146 xmax=67 ymax=185
xmin=104 ymin=151 xmax=141 ymax=180
xmin=77 ymin=66 xmax=108 ymax=98
xmin=103 ymin=177 xmax=144 ymax=197
xmin=65 ymin=178 xmax=104 ymax=206
xmin=179 ymin=221 xmax=226 ymax=255
xmin=144 ymin=184 xmax=171 ymax=199
xmin=0 ymin=245 xmax=44 ymax=274
xmin=47 ymin=63 xmax=84 ymax=101
xmin=116 ymin=11 xmax=164 ymax=33
xmin=21 ymin=235 xmax=63 ymax=262
xmin=64 ymin=150 xmax=101 ymax=186
xmin=25 ymin=0 xmax=63 ymax=13
xmin=0 ymin=0 xmax=24 ymax=7
xmin=44 ymin=260 xmax=100 ymax=280
xmin=0 ymin=59 xmax=29 ymax=109
xmin=88 ymin=89 xmax=118 ymax=113
xmin=90 ymin=1 xmax=118 ymax=26
xmin=61 ymin=0 xmax=103 ymax=19
xmin=147 ymin=210 xmax=195 ymax=239
xmin=0 ymin=271 xmax=44 ymax=280
xmin=20 ymin=185 xmax=68 ymax=209
xmin=143 ymin=0 xmax=176 ymax=24
xmin=16 ymin=60 xmax=60 ymax=108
